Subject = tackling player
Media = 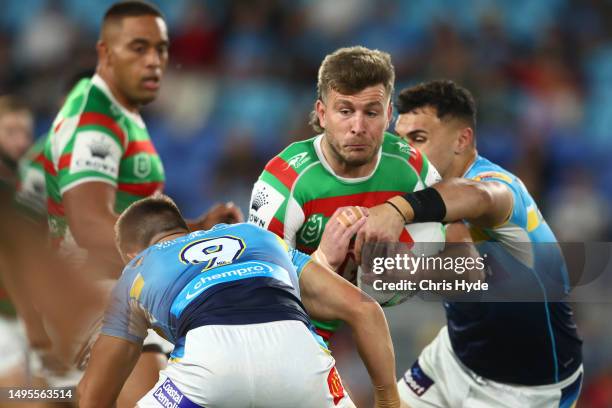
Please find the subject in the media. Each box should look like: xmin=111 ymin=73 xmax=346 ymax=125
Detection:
xmin=78 ymin=195 xmax=402 ymax=408
xmin=392 ymin=80 xmax=583 ymax=407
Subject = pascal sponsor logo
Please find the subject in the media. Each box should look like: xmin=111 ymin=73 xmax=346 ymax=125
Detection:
xmin=153 ymin=379 xmax=184 ymax=408
xmin=299 ymin=213 xmax=323 ymax=245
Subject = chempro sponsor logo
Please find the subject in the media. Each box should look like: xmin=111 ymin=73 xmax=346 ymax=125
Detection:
xmin=185 ymin=262 xmax=274 ymax=300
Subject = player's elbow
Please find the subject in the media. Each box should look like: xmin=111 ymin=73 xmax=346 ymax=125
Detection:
xmin=345 ymin=295 xmax=385 ymax=329
xmin=470 ymin=181 xmax=495 ymax=217
xmin=69 ymin=221 xmax=97 ymax=249
xmin=77 ymin=380 xmax=113 ymax=408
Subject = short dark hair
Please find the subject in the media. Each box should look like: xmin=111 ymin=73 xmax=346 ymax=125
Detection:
xmin=103 ymin=1 xmax=163 ymax=24
xmin=115 ymin=194 xmax=188 ymax=256
xmin=396 ymin=80 xmax=477 ymax=128
xmin=310 ymin=46 xmax=395 ymax=133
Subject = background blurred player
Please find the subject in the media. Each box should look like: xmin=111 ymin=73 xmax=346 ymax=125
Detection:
xmin=0 ymin=95 xmax=38 ymax=391
xmin=0 ymin=96 xmax=33 ymax=183
xmin=78 ymin=195 xmax=402 ymax=408
xmin=392 ymin=80 xmax=583 ymax=407
xmin=248 ymin=45 xmax=440 ymax=342
xmin=41 ymin=1 xmax=240 ymax=406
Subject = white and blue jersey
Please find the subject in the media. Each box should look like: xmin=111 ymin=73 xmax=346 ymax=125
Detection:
xmin=445 ymin=155 xmax=582 ymax=385
xmin=102 ymin=223 xmax=319 ymax=359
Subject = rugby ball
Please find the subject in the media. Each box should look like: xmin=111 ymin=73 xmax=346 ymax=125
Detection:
xmin=357 ymin=222 xmax=446 ymax=307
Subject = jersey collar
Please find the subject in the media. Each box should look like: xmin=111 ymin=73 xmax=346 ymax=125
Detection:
xmin=461 ymin=154 xmax=481 ymax=178
xmin=91 ymin=74 xmax=146 ymax=128
xmin=313 ymin=134 xmax=382 ymax=183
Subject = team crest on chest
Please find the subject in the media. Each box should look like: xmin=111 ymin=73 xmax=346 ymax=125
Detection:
xmin=134 ymin=153 xmax=152 ymax=178
xmin=299 ymin=214 xmax=323 ymax=245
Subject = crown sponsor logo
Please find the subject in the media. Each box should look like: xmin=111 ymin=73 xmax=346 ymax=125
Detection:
xmin=89 ymin=138 xmax=111 ymax=159
xmin=251 ymin=189 xmax=269 ymax=212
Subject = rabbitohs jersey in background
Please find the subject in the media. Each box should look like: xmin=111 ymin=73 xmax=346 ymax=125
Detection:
xmin=43 ymin=75 xmax=164 ymax=253
xmin=16 ymin=136 xmax=47 ymax=216
xmin=249 ymin=132 xmax=440 ymax=339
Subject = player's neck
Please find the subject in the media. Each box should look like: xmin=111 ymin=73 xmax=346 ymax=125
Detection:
xmin=452 ymin=149 xmax=478 ymax=178
xmin=97 ymin=70 xmax=140 ymax=113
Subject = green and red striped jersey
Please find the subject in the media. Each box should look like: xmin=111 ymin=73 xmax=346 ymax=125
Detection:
xmin=43 ymin=75 xmax=165 ymax=250
xmin=16 ymin=136 xmax=47 ymax=216
xmin=248 ymin=133 xmax=440 ymax=337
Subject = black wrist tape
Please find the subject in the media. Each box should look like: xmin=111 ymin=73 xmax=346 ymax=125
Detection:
xmin=403 ymin=187 xmax=447 ymax=223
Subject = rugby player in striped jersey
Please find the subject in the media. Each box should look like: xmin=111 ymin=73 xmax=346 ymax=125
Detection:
xmin=41 ymin=2 xmax=240 ymax=406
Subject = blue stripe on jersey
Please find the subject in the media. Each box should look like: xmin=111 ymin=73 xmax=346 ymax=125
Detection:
xmin=529 ymin=267 xmax=559 ymax=382
xmin=559 ymin=373 xmax=582 ymax=408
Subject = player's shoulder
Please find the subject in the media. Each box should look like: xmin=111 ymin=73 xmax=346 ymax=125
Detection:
xmin=380 ymin=132 xmax=431 ymax=177
xmin=83 ymin=77 xmax=121 ymax=119
xmin=381 ymin=131 xmax=413 ymax=157
xmin=466 ymin=155 xmax=516 ymax=185
xmin=59 ymin=77 xmax=94 ymax=118
xmin=264 ymin=136 xmax=319 ymax=175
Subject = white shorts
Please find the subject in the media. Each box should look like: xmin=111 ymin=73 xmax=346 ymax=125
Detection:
xmin=398 ymin=326 xmax=583 ymax=408
xmin=0 ymin=316 xmax=27 ymax=374
xmin=138 ymin=320 xmax=355 ymax=408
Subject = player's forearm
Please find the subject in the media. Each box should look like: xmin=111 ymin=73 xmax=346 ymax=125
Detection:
xmin=63 ymin=183 xmax=124 ymax=265
xmin=67 ymin=212 xmax=123 ymax=263
xmin=348 ymin=301 xmax=399 ymax=399
xmin=78 ymin=336 xmax=140 ymax=408
xmin=78 ymin=384 xmax=117 ymax=408
xmin=392 ymin=178 xmax=505 ymax=226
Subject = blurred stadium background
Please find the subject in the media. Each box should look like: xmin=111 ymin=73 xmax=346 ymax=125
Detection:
xmin=1 ymin=0 xmax=611 ymax=406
